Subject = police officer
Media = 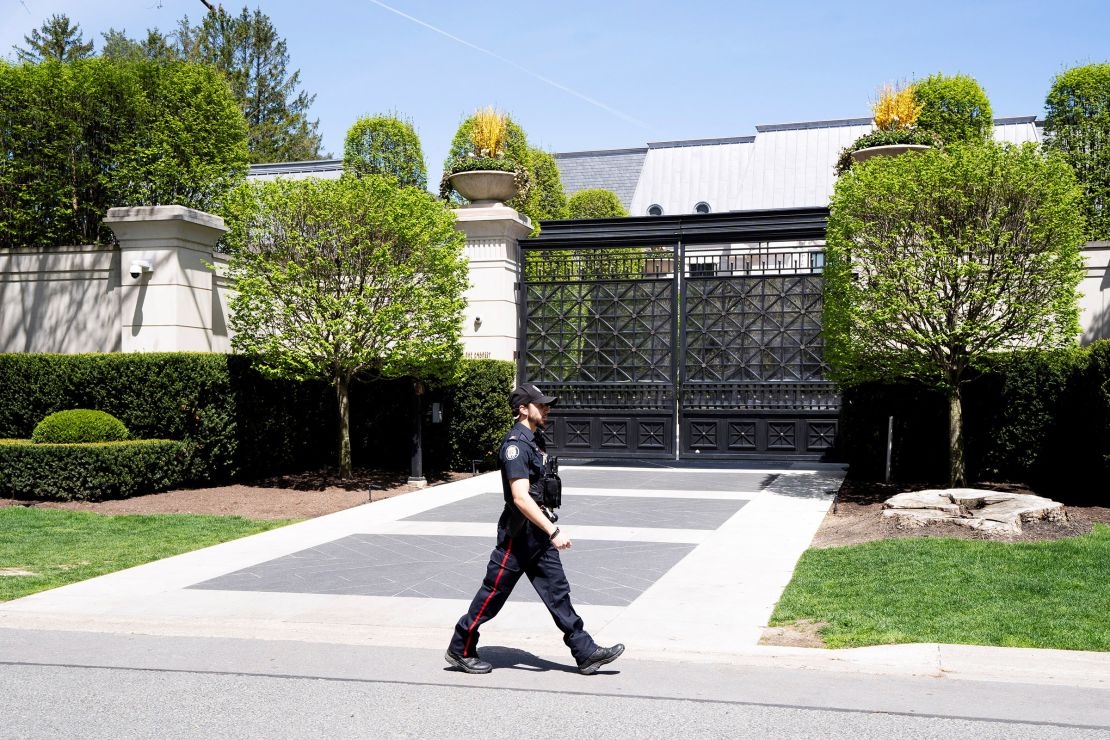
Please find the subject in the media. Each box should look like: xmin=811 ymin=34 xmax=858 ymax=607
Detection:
xmin=446 ymin=383 xmax=624 ymax=675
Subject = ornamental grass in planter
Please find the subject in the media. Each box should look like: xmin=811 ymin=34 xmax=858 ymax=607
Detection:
xmin=440 ymin=107 xmax=532 ymax=205
xmin=837 ymin=83 xmax=936 ymax=175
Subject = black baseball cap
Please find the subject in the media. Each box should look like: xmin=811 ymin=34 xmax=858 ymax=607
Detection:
xmin=510 ymin=383 xmax=558 ymax=410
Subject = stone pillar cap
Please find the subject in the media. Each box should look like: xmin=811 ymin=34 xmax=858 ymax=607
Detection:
xmin=104 ymin=205 xmax=228 ymax=233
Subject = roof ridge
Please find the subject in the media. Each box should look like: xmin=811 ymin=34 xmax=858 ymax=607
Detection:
xmin=647 ymin=135 xmax=756 ymax=149
xmin=554 ymin=147 xmax=649 ymax=158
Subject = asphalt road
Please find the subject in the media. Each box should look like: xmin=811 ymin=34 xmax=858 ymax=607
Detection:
xmin=2 ymin=630 xmax=1108 ymax=739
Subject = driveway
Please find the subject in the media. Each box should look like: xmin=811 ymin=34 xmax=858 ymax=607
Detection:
xmin=0 ymin=462 xmax=843 ymax=662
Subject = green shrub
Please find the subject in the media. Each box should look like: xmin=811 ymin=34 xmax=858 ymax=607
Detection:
xmin=442 ymin=360 xmax=515 ymax=470
xmin=0 ymin=353 xmax=513 ymax=480
xmin=0 ymin=58 xmax=248 ymax=248
xmin=840 ymin=341 xmax=1110 ymax=502
xmin=32 ymin=409 xmax=130 ymax=444
xmin=343 ymin=114 xmax=427 ymax=189
xmin=0 ymin=439 xmax=188 ymax=501
xmin=0 ymin=353 xmax=239 ymax=483
xmin=912 ymin=72 xmax=993 ymax=144
xmin=522 ymin=148 xmax=568 ymax=227
xmin=565 ymin=189 xmax=628 ymax=219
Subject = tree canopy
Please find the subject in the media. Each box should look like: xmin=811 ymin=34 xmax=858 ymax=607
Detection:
xmin=100 ymin=28 xmax=178 ymax=63
xmin=913 ymin=73 xmax=993 ymax=143
xmin=177 ymin=6 xmax=322 ymax=163
xmin=343 ymin=115 xmax=427 ymax=189
xmin=13 ymin=14 xmax=93 ymax=63
xmin=824 ymin=141 xmax=1086 ymax=485
xmin=1044 ymin=62 xmax=1110 ymax=241
xmin=223 ymin=176 xmax=468 ymax=477
xmin=565 ymin=189 xmax=628 ymax=219
xmin=0 ymin=58 xmax=248 ymax=248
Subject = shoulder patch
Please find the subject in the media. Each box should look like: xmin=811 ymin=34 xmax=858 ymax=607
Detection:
xmin=505 ymin=444 xmax=520 ymax=461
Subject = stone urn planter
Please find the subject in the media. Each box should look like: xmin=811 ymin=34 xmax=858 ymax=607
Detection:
xmin=448 ymin=170 xmax=519 ymax=207
xmin=849 ymin=144 xmax=931 ymax=165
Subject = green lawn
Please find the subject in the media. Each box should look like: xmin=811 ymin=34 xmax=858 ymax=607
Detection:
xmin=0 ymin=507 xmax=296 ymax=602
xmin=770 ymin=524 xmax=1110 ymax=652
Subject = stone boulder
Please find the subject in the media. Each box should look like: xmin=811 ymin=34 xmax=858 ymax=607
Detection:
xmin=882 ymin=488 xmax=1067 ymax=535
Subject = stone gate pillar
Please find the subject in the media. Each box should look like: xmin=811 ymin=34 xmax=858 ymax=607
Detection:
xmin=104 ymin=205 xmax=231 ymax=353
xmin=452 ymin=205 xmax=532 ymax=363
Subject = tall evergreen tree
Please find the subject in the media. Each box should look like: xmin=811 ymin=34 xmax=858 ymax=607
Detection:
xmin=101 ymin=29 xmax=178 ymax=63
xmin=177 ymin=6 xmax=322 ymax=163
xmin=13 ymin=14 xmax=94 ymax=63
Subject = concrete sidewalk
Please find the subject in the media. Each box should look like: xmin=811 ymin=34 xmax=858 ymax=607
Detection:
xmin=2 ymin=463 xmax=1108 ymax=689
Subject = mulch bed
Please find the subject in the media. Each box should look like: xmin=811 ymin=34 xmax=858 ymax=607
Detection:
xmin=0 ymin=469 xmax=475 ymax=520
xmin=811 ymin=477 xmax=1110 ymax=549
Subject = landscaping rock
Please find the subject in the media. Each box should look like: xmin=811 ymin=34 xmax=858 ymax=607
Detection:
xmin=882 ymin=489 xmax=1067 ymax=535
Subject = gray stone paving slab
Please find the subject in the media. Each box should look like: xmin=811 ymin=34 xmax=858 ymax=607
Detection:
xmin=559 ymin=469 xmax=776 ymax=491
xmin=403 ymin=492 xmax=748 ymax=529
xmin=188 ymin=535 xmax=694 ymax=607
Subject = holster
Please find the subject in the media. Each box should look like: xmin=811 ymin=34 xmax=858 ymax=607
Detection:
xmin=529 ymin=455 xmax=561 ymax=510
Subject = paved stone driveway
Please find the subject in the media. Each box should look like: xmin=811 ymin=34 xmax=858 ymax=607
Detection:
xmin=0 ymin=463 xmax=844 ymax=660
xmin=192 ymin=469 xmax=753 ymax=605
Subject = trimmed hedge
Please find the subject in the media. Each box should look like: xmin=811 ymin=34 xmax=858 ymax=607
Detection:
xmin=0 ymin=353 xmax=514 ymax=483
xmin=0 ymin=439 xmax=188 ymax=501
xmin=32 ymin=409 xmax=130 ymax=444
xmin=839 ymin=341 xmax=1110 ymax=502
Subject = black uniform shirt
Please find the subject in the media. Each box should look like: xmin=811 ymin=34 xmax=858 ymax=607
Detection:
xmin=499 ymin=422 xmax=544 ymax=505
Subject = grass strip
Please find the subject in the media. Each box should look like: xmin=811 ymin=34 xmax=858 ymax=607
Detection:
xmin=770 ymin=524 xmax=1110 ymax=652
xmin=0 ymin=507 xmax=295 ymax=602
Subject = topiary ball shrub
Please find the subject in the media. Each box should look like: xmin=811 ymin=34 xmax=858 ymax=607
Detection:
xmin=565 ymin=188 xmax=629 ymax=219
xmin=32 ymin=409 xmax=130 ymax=444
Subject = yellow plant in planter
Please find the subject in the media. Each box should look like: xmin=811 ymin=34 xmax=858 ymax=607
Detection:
xmin=472 ymin=107 xmax=508 ymax=158
xmin=871 ymin=83 xmax=923 ymax=131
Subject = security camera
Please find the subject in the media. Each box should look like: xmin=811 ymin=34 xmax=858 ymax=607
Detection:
xmin=129 ymin=260 xmax=152 ymax=279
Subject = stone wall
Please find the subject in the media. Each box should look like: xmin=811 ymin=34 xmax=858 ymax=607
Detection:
xmin=1080 ymin=241 xmax=1110 ymax=345
xmin=0 ymin=244 xmax=121 ymax=353
xmin=1 ymin=205 xmax=1106 ymax=357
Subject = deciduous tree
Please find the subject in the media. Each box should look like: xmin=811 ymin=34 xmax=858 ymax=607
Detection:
xmin=1044 ymin=63 xmax=1110 ymax=240
xmin=824 ymin=142 xmax=1086 ymax=486
xmin=223 ymin=176 xmax=468 ymax=478
xmin=0 ymin=59 xmax=247 ymax=248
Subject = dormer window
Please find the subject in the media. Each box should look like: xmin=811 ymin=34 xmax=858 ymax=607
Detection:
xmin=647 ymin=204 xmax=663 ymax=216
xmin=694 ymin=202 xmax=711 ymax=214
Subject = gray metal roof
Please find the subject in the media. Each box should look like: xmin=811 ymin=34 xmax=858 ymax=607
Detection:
xmin=630 ymin=138 xmax=755 ymax=217
xmin=557 ymin=116 xmax=1045 ymax=216
xmin=248 ymin=116 xmax=1045 ymax=215
xmin=553 ymin=148 xmax=647 ymax=210
xmin=248 ymin=159 xmax=344 ymax=181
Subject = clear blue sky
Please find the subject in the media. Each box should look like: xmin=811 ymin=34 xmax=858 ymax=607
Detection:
xmin=3 ymin=0 xmax=1108 ymax=187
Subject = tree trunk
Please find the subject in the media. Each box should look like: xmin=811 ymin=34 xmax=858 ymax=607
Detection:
xmin=336 ymin=375 xmax=352 ymax=479
xmin=947 ymin=387 xmax=966 ymax=488
xmin=409 ymin=379 xmax=425 ymax=484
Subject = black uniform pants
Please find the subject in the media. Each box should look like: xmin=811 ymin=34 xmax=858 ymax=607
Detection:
xmin=449 ymin=526 xmax=597 ymax=664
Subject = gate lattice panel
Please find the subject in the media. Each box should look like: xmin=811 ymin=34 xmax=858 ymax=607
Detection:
xmin=520 ymin=212 xmax=840 ymax=459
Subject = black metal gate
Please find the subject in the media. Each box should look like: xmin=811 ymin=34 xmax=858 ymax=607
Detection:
xmin=519 ymin=209 xmax=840 ymax=460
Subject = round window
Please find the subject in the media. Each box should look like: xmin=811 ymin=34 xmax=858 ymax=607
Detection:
xmin=647 ymin=204 xmax=663 ymax=216
xmin=695 ymin=202 xmax=711 ymax=214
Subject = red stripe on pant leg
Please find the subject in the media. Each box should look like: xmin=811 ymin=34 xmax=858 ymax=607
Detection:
xmin=463 ymin=540 xmax=513 ymax=656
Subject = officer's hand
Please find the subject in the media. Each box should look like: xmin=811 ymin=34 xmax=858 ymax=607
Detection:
xmin=551 ymin=531 xmax=571 ymax=550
